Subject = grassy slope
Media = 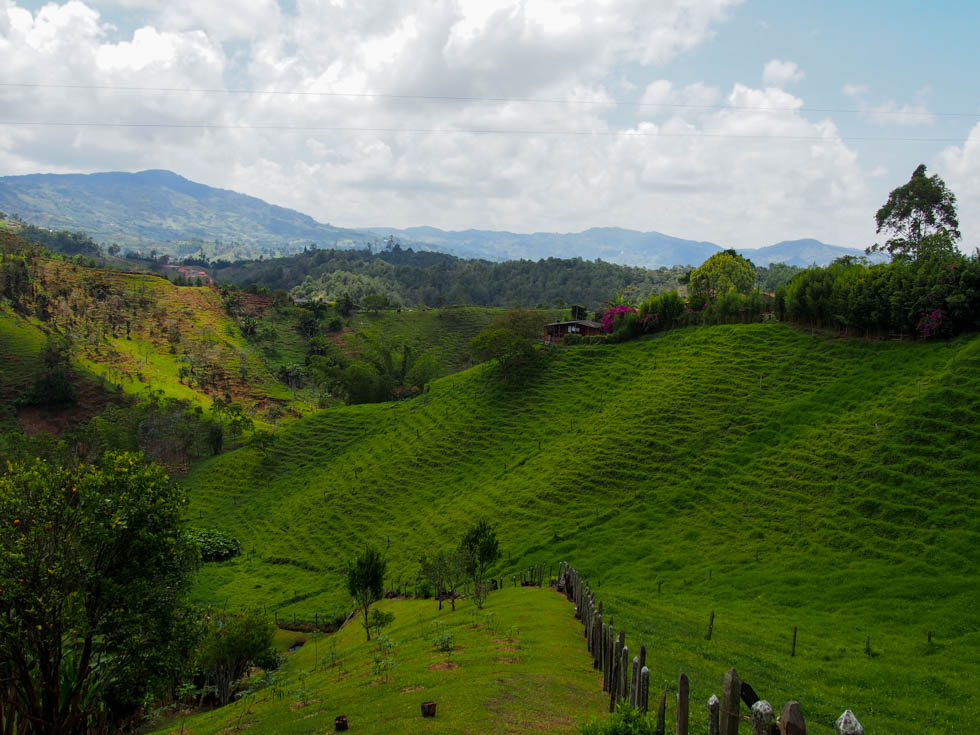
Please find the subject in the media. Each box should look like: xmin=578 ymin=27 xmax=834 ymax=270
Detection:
xmin=180 ymin=323 xmax=978 ymax=732
xmin=149 ymin=587 xmax=605 ymax=735
xmin=0 ymin=311 xmax=45 ymax=429
xmin=0 ymin=260 xmax=295 ymax=422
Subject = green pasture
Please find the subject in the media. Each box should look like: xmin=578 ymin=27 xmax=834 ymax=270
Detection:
xmin=181 ymin=322 xmax=979 ymax=732
xmin=148 ymin=587 xmax=605 ymax=735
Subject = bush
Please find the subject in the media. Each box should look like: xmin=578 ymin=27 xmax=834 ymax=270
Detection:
xmin=187 ymin=528 xmax=241 ymax=562
xmin=578 ymin=705 xmax=658 ymax=735
xmin=195 ymin=609 xmax=279 ymax=706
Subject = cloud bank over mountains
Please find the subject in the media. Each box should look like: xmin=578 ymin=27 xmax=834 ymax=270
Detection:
xmin=0 ymin=0 xmax=976 ymax=251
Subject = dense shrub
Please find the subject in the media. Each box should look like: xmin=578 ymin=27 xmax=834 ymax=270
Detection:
xmin=187 ymin=528 xmax=241 ymax=562
xmin=783 ymin=253 xmax=980 ymax=337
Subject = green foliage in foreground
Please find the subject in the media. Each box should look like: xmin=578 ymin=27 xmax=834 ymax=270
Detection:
xmin=578 ymin=706 xmax=657 ymax=735
xmin=184 ymin=323 xmax=980 ymax=733
xmin=0 ymin=452 xmax=197 ymax=734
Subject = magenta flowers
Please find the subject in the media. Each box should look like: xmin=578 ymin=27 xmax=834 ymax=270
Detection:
xmin=601 ymin=304 xmax=638 ymax=332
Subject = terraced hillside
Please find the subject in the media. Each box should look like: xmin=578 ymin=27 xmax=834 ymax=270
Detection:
xmin=185 ymin=323 xmax=979 ymax=733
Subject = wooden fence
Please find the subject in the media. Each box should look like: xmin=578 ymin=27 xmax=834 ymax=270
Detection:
xmin=554 ymin=561 xmax=867 ymax=735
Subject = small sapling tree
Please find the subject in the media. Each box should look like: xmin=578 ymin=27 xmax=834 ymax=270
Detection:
xmin=347 ymin=546 xmax=387 ymax=641
xmin=459 ymin=519 xmax=501 ymax=609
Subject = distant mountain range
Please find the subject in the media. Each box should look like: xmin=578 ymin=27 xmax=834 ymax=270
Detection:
xmin=0 ymin=169 xmax=877 ymax=267
xmin=367 ymin=226 xmax=879 ymax=268
xmin=0 ymin=170 xmax=372 ymax=259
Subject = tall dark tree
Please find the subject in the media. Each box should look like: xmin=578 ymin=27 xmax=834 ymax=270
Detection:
xmin=347 ymin=546 xmax=386 ymax=641
xmin=868 ymin=164 xmax=960 ymax=260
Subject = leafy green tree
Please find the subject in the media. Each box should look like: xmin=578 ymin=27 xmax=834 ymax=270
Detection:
xmin=0 ymin=452 xmax=198 ymax=733
xmin=343 ymin=361 xmax=383 ymax=405
xmin=362 ymin=292 xmax=391 ymax=312
xmin=459 ymin=520 xmax=501 ymax=609
xmin=868 ymin=164 xmax=960 ymax=261
xmin=347 ymin=546 xmax=387 ymax=641
xmin=368 ymin=608 xmax=395 ymax=638
xmin=470 ymin=328 xmax=535 ymax=373
xmin=688 ymin=250 xmax=756 ymax=299
xmin=28 ymin=333 xmax=76 ymax=405
xmin=195 ymin=608 xmax=278 ymax=706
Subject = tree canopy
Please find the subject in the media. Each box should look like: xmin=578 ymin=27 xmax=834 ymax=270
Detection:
xmin=869 ymin=164 xmax=960 ymax=261
xmin=688 ymin=250 xmax=756 ymax=298
xmin=0 ymin=452 xmax=197 ymax=734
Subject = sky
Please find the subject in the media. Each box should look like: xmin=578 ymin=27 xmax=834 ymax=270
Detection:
xmin=0 ymin=0 xmax=977 ymax=251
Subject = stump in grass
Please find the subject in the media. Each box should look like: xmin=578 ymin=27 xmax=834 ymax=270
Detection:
xmin=421 ymin=701 xmax=437 ymax=717
xmin=334 ymin=714 xmax=349 ymax=731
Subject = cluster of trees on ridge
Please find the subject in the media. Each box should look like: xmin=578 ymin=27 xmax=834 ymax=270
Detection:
xmin=587 ymin=165 xmax=978 ymax=343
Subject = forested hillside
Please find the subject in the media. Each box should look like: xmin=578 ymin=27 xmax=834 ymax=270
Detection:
xmin=212 ymin=243 xmax=691 ymax=310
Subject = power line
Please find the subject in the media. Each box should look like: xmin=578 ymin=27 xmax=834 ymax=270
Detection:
xmin=0 ymin=81 xmax=976 ymax=119
xmin=0 ymin=119 xmax=966 ymax=142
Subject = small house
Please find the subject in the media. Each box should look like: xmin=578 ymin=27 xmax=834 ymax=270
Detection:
xmin=544 ymin=319 xmax=604 ymax=343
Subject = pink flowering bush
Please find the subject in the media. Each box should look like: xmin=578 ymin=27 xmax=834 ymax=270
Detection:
xmin=917 ymin=308 xmax=948 ymax=338
xmin=601 ymin=304 xmax=637 ymax=332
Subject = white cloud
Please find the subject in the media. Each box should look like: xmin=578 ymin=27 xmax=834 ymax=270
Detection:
xmin=640 ymin=80 xmax=720 ymax=112
xmin=0 ymin=0 xmax=893 ymax=251
xmin=841 ymin=84 xmax=934 ymax=126
xmin=762 ymin=59 xmax=803 ymax=87
xmin=936 ymin=124 xmax=980 ymax=251
xmin=862 ymin=100 xmax=934 ymax=127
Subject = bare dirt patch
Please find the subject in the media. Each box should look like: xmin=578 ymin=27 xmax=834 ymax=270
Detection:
xmin=401 ymin=685 xmax=425 ymax=694
xmin=427 ymin=661 xmax=459 ymax=671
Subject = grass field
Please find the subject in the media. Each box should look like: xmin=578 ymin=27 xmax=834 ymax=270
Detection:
xmin=182 ymin=322 xmax=980 ymax=733
xmin=0 ymin=310 xmax=45 ymax=429
xmin=148 ymin=587 xmax=605 ymax=735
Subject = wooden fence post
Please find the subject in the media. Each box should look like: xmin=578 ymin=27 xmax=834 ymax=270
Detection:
xmin=619 ymin=645 xmax=630 ymax=707
xmin=629 ymin=656 xmax=640 ymax=707
xmin=720 ymin=667 xmax=740 ymax=735
xmin=610 ymin=633 xmax=623 ymax=712
xmin=677 ymin=673 xmax=690 ymax=735
xmin=791 ymin=626 xmax=797 ymax=657
xmin=655 ymin=690 xmax=667 ymax=735
xmin=835 ymin=710 xmax=864 ymax=735
xmin=603 ymin=622 xmax=614 ymax=692
xmin=707 ymin=610 xmax=715 ymax=640
xmin=750 ymin=701 xmax=774 ymax=735
xmin=707 ymin=695 xmax=720 ymax=735
xmin=639 ymin=666 xmax=650 ymax=714
xmin=779 ymin=701 xmax=806 ymax=735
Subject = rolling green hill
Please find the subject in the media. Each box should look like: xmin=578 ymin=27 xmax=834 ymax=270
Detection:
xmin=183 ymin=322 xmax=980 ymax=733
